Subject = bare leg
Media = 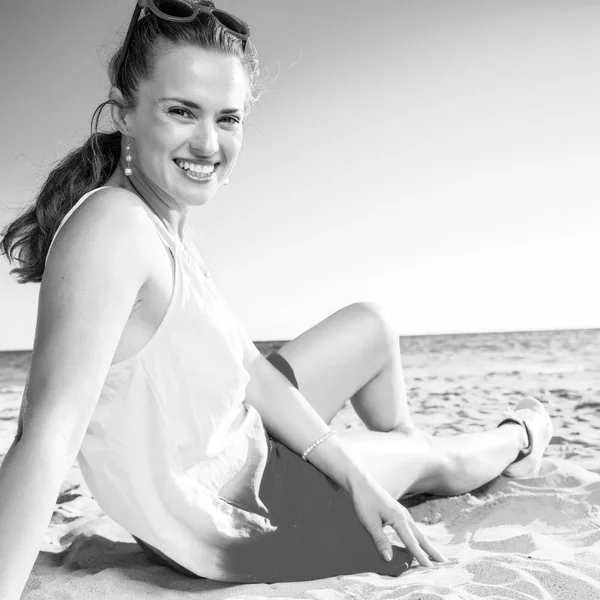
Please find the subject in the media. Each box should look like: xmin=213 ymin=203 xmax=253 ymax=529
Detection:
xmin=275 ymin=302 xmax=528 ymax=499
xmin=338 ymin=425 xmax=527 ymax=500
xmin=276 ymin=302 xmax=414 ymax=431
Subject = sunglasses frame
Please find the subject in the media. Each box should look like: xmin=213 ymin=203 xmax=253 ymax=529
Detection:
xmin=114 ymin=0 xmax=250 ymax=77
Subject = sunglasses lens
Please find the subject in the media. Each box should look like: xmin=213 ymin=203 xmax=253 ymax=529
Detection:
xmin=211 ymin=9 xmax=248 ymax=35
xmin=152 ymin=0 xmax=194 ymax=19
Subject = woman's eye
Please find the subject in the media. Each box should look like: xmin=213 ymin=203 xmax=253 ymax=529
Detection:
xmin=220 ymin=116 xmax=241 ymax=126
xmin=168 ymin=107 xmax=194 ymax=119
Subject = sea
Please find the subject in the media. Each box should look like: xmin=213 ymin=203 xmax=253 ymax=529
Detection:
xmin=2 ymin=329 xmax=599 ymax=472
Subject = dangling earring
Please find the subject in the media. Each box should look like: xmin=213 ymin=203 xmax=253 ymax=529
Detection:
xmin=223 ymin=178 xmax=230 ymax=186
xmin=124 ymin=137 xmax=133 ymax=177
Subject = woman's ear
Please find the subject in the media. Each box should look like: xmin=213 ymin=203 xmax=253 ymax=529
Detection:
xmin=109 ymin=87 xmax=130 ymax=135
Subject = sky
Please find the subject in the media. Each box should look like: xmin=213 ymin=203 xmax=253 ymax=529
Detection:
xmin=1 ymin=0 xmax=599 ymax=350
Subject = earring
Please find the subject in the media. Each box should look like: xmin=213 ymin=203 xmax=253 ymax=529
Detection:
xmin=124 ymin=137 xmax=132 ymax=177
xmin=223 ymin=178 xmax=230 ymax=186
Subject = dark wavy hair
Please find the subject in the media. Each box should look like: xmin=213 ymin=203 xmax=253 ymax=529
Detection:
xmin=1 ymin=2 xmax=260 ymax=284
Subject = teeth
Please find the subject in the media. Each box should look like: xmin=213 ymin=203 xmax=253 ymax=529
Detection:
xmin=176 ymin=159 xmax=215 ymax=174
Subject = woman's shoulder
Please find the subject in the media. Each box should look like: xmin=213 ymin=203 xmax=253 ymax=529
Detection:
xmin=45 ymin=186 xmax=159 ymax=274
xmin=58 ymin=186 xmax=157 ymax=243
xmin=70 ymin=185 xmax=154 ymax=224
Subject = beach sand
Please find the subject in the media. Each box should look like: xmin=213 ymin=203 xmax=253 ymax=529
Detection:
xmin=1 ymin=329 xmax=599 ymax=599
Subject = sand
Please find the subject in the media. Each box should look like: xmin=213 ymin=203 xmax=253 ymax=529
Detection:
xmin=1 ymin=330 xmax=599 ymax=599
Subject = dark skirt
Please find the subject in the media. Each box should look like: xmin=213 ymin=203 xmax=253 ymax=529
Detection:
xmin=133 ymin=352 xmax=413 ymax=582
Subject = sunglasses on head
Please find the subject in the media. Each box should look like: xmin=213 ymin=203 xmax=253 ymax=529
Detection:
xmin=115 ymin=0 xmax=250 ymax=77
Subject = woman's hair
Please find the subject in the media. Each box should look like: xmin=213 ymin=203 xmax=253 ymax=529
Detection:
xmin=1 ymin=2 xmax=260 ymax=284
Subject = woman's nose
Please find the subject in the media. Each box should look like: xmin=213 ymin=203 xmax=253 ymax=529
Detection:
xmin=190 ymin=121 xmax=219 ymax=156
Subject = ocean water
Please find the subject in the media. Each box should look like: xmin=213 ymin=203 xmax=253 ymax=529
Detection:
xmin=3 ymin=329 xmax=598 ymax=390
xmin=2 ymin=329 xmax=599 ymax=471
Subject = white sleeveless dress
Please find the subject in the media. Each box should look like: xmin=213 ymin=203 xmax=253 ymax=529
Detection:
xmin=45 ymin=187 xmax=275 ymax=580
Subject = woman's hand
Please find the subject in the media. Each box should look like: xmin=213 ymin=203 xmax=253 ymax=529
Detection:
xmin=349 ymin=474 xmax=446 ymax=568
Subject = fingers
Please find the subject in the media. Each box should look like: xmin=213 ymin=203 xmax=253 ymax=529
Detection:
xmin=368 ymin=525 xmax=394 ymax=564
xmin=407 ymin=519 xmax=447 ymax=564
xmin=366 ymin=516 xmax=433 ymax=569
xmin=395 ymin=510 xmax=448 ymax=566
xmin=354 ymin=483 xmax=448 ymax=570
xmin=384 ymin=506 xmax=447 ymax=567
xmin=390 ymin=517 xmax=434 ymax=568
xmin=397 ymin=505 xmax=447 ymax=564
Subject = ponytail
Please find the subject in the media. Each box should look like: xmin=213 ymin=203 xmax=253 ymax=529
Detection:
xmin=0 ymin=106 xmax=122 ymax=284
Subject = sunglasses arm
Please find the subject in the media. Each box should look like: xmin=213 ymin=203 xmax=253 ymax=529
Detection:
xmin=115 ymin=3 xmax=143 ymax=76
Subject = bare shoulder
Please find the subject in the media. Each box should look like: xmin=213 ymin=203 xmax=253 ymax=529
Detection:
xmin=44 ymin=186 xmax=157 ymax=280
xmin=56 ymin=185 xmax=152 ymax=228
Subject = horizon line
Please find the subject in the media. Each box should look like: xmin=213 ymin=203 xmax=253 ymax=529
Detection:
xmin=1 ymin=325 xmax=598 ymax=353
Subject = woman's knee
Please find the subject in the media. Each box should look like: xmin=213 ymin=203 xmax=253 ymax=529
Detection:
xmin=345 ymin=301 xmax=400 ymax=352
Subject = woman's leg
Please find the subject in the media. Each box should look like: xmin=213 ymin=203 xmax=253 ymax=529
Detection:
xmin=276 ymin=301 xmax=415 ymax=432
xmin=275 ymin=302 xmax=528 ymax=499
xmin=336 ymin=425 xmax=527 ymax=499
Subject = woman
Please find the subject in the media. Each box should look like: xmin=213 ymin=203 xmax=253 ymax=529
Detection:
xmin=0 ymin=1 xmax=553 ymax=597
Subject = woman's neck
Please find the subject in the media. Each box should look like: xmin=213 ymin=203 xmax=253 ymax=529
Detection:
xmin=106 ymin=164 xmax=190 ymax=241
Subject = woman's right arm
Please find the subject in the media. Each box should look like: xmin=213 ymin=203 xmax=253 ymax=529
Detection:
xmin=0 ymin=189 xmax=152 ymax=600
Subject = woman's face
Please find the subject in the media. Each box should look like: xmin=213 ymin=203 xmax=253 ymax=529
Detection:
xmin=126 ymin=44 xmax=248 ymax=206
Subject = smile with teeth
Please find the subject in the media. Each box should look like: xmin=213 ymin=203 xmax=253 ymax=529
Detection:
xmin=174 ymin=159 xmax=217 ymax=181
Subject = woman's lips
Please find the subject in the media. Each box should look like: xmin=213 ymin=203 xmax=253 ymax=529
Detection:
xmin=173 ymin=159 xmax=219 ymax=182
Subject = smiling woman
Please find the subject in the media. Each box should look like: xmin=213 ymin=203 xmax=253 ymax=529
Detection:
xmin=0 ymin=0 xmax=555 ymax=597
xmin=114 ymin=46 xmax=247 ymax=201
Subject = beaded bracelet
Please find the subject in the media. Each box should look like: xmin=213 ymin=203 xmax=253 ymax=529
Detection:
xmin=301 ymin=430 xmax=336 ymax=462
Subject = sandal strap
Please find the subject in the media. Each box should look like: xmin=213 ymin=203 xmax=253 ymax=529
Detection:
xmin=497 ymin=416 xmax=533 ymax=464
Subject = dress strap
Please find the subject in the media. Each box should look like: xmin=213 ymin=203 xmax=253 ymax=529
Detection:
xmin=45 ymin=186 xmax=111 ymax=266
xmin=44 ymin=186 xmax=180 ymax=267
xmin=133 ymin=200 xmax=178 ymax=259
xmin=135 ymin=205 xmax=212 ymax=278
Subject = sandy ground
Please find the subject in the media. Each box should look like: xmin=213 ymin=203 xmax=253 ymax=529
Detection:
xmin=1 ymin=330 xmax=599 ymax=599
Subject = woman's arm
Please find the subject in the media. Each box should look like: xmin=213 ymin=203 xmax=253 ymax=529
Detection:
xmin=243 ymin=353 xmax=360 ymax=486
xmin=234 ymin=329 xmax=376 ymax=490
xmin=242 ymin=342 xmax=444 ymax=567
xmin=0 ymin=190 xmax=152 ymax=600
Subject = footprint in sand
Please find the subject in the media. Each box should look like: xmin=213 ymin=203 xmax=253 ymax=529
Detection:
xmin=470 ymin=525 xmax=537 ymax=554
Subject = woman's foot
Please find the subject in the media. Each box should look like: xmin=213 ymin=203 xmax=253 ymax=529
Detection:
xmin=497 ymin=397 xmax=553 ymax=479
